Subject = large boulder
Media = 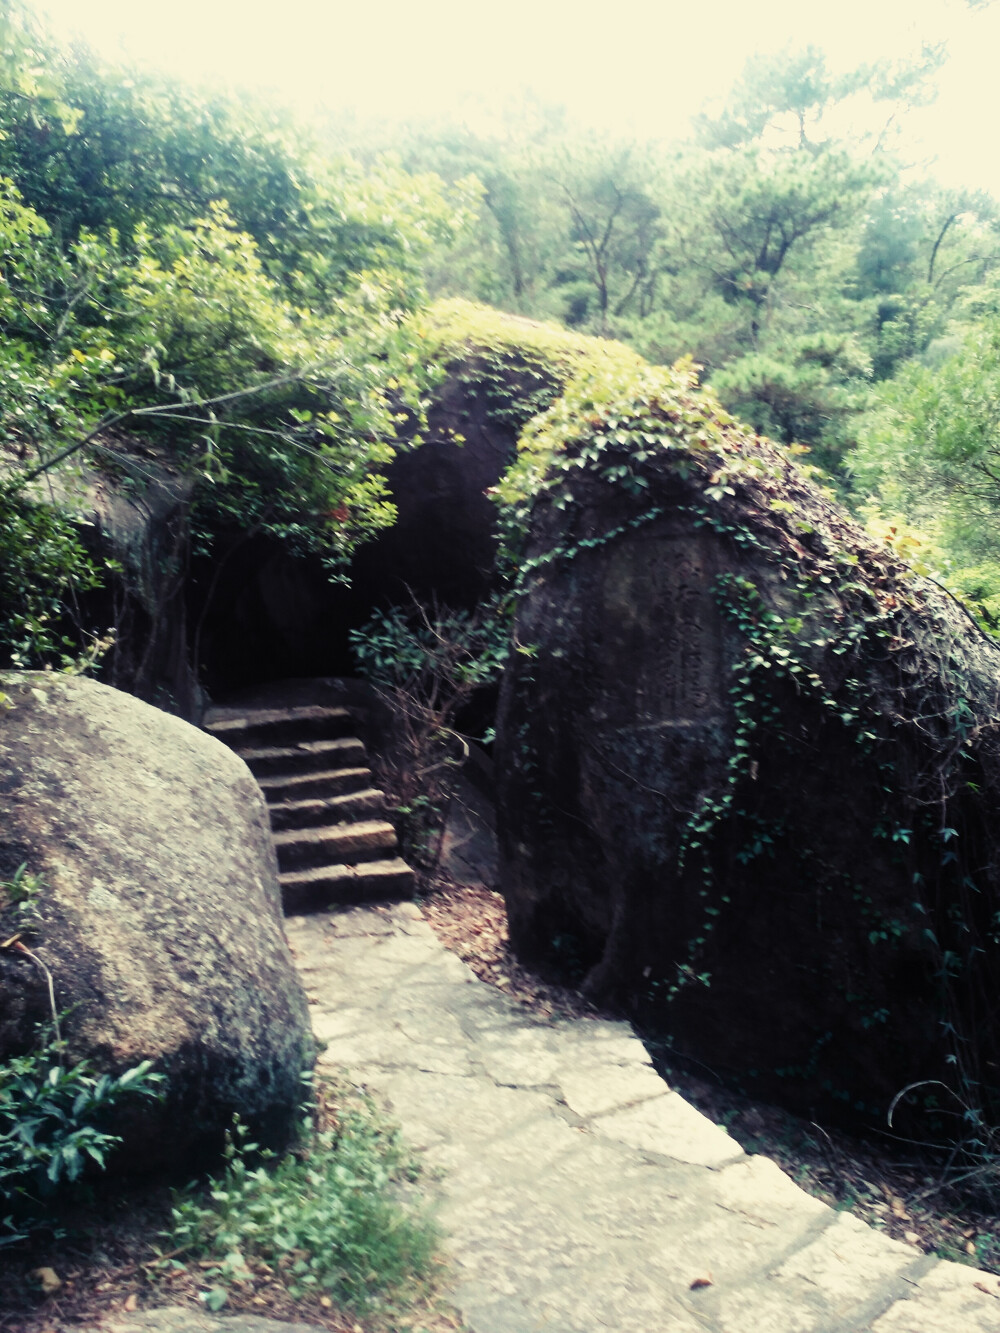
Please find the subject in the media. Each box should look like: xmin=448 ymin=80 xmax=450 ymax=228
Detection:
xmin=27 ymin=437 xmax=203 ymax=718
xmin=351 ymin=301 xmax=615 ymax=613
xmin=0 ymin=673 xmax=314 ymax=1171
xmin=494 ymin=358 xmax=1000 ymax=1134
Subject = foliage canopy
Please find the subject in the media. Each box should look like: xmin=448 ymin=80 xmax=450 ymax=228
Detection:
xmin=0 ymin=1 xmax=474 ymax=668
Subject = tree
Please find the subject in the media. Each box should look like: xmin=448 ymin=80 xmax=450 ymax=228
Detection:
xmin=374 ymin=106 xmax=573 ymax=311
xmin=851 ymin=306 xmax=1000 ymax=619
xmin=657 ymin=46 xmax=963 ymax=463
xmin=537 ymin=136 xmax=665 ymax=333
xmin=711 ymin=331 xmax=872 ymax=464
xmin=0 ymin=0 xmax=78 ymax=133
xmin=0 ymin=181 xmax=428 ymax=568
xmin=0 ymin=4 xmax=470 ymax=667
xmin=651 ymin=144 xmax=879 ymax=465
xmin=693 ymin=45 xmax=943 ymax=156
xmin=677 ymin=147 xmax=875 ymax=346
xmin=0 ymin=38 xmax=466 ymax=313
xmin=853 ymin=183 xmax=1000 ymax=381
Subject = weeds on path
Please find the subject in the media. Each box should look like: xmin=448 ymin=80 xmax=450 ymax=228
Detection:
xmin=166 ymin=1076 xmax=444 ymax=1321
xmin=1 ymin=1076 xmax=455 ymax=1333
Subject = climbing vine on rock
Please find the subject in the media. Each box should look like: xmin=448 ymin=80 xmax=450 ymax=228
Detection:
xmin=486 ymin=325 xmax=1000 ymax=1144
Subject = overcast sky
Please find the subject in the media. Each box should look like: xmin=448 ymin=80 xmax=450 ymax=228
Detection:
xmin=33 ymin=0 xmax=1000 ymax=194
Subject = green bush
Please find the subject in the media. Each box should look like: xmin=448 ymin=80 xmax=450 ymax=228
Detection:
xmin=168 ymin=1082 xmax=440 ymax=1315
xmin=0 ymin=487 xmax=108 ymax=669
xmin=350 ymin=597 xmax=508 ymax=866
xmin=0 ymin=1036 xmax=163 ymax=1244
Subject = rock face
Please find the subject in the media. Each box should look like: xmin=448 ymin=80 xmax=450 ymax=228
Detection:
xmin=498 ymin=491 xmax=737 ymax=992
xmin=350 ymin=371 xmax=523 ymax=613
xmin=40 ymin=441 xmax=203 ymax=718
xmin=494 ymin=368 xmax=1000 ymax=1132
xmin=87 ymin=448 xmax=201 ymax=718
xmin=0 ymin=673 xmax=314 ymax=1171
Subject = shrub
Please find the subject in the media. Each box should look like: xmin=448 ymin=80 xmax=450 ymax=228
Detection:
xmin=350 ymin=595 xmax=508 ymax=867
xmin=0 ymin=1037 xmax=163 ymax=1244
xmin=167 ymin=1080 xmax=440 ymax=1315
xmin=0 ymin=487 xmax=108 ymax=670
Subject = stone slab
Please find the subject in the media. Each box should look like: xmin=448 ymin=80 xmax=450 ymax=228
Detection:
xmin=284 ymin=904 xmax=1000 ymax=1333
xmin=558 ymin=1060 xmax=671 ymax=1118
xmin=591 ymin=1089 xmax=746 ymax=1167
xmin=871 ymin=1262 xmax=1000 ymax=1332
xmin=707 ymin=1212 xmax=925 ymax=1333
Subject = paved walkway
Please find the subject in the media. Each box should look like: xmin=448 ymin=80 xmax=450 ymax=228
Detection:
xmin=107 ymin=902 xmax=1000 ymax=1333
xmin=287 ymin=903 xmax=1000 ymax=1333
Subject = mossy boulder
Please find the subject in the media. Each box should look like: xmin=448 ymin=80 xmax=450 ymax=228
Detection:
xmin=348 ymin=300 xmax=644 ymax=613
xmin=0 ymin=673 xmax=314 ymax=1172
xmin=493 ymin=354 xmax=1000 ymax=1134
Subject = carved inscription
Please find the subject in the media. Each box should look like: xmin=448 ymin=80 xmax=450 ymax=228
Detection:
xmin=594 ymin=533 xmax=722 ymax=726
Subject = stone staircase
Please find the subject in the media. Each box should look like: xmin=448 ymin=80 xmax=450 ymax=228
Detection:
xmin=204 ymin=702 xmax=415 ymax=912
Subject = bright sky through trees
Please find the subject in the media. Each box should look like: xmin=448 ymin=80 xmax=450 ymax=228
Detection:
xmin=34 ymin=0 xmax=1000 ymax=195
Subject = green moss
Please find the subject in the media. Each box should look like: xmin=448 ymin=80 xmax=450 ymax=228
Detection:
xmin=408 ymin=297 xmax=644 ymax=437
xmin=413 ymin=296 xmax=637 ymax=380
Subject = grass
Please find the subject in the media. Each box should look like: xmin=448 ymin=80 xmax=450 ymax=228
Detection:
xmin=0 ymin=1075 xmax=455 ymax=1333
xmin=165 ymin=1076 xmax=444 ymax=1320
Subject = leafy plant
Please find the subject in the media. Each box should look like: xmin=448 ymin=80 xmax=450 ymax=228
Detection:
xmin=852 ymin=311 xmax=1000 ymax=624
xmin=0 ymin=1036 xmax=163 ymax=1244
xmin=0 ymin=485 xmax=109 ymax=670
xmin=350 ymin=595 xmax=509 ymax=867
xmin=167 ymin=1081 xmax=440 ymax=1314
xmin=0 ymin=862 xmax=44 ymax=926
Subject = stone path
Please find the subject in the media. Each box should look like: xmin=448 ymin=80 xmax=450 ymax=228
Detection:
xmin=286 ymin=903 xmax=1000 ymax=1333
xmin=203 ymin=701 xmax=414 ymax=910
xmin=104 ymin=902 xmax=1000 ymax=1333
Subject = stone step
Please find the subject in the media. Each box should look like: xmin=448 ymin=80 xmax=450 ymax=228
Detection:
xmin=280 ymin=858 xmax=416 ymax=911
xmin=268 ymin=788 xmax=388 ymax=832
xmin=257 ymin=766 xmax=373 ymax=803
xmin=204 ymin=705 xmax=354 ymax=750
xmin=273 ymin=819 xmax=399 ymax=870
xmin=239 ymin=737 xmax=367 ymax=778
xmin=203 ymin=692 xmax=415 ymax=913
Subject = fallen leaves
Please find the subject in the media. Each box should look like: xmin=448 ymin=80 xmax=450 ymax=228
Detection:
xmin=420 ymin=879 xmax=601 ymax=1022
